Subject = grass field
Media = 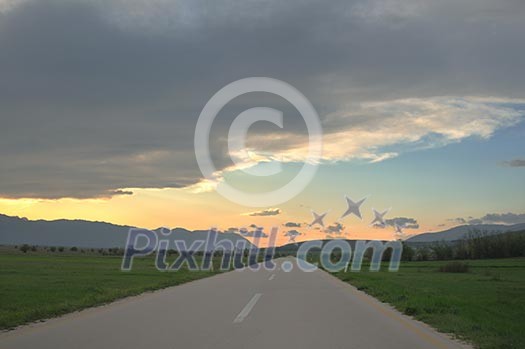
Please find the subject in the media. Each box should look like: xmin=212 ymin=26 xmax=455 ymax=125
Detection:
xmin=333 ymin=258 xmax=525 ymax=349
xmin=2 ymin=250 xmax=524 ymax=349
xmin=0 ymin=250 xmax=221 ymax=330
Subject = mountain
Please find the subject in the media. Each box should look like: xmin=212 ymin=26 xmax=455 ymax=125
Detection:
xmin=406 ymin=223 xmax=525 ymax=244
xmin=0 ymin=214 xmax=254 ymax=250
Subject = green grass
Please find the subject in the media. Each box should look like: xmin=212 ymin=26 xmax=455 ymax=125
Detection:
xmin=332 ymin=258 xmax=525 ymax=349
xmin=0 ymin=251 xmax=221 ymax=330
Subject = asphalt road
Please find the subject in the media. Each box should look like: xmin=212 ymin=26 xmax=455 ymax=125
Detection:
xmin=0 ymin=259 xmax=469 ymax=349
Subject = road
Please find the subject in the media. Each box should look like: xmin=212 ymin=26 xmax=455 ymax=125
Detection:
xmin=0 ymin=259 xmax=468 ymax=349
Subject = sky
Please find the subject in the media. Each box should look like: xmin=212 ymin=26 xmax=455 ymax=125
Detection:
xmin=0 ymin=0 xmax=524 ymax=245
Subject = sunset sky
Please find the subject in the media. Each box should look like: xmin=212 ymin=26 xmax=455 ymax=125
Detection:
xmin=1 ymin=0 xmax=524 ymax=245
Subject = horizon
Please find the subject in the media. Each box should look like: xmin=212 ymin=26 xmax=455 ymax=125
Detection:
xmin=2 ymin=211 xmax=525 ymax=248
xmin=1 ymin=2 xmax=525 ymax=348
xmin=0 ymin=0 xmax=524 ymax=245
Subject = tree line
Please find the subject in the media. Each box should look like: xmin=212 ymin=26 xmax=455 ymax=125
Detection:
xmin=401 ymin=230 xmax=525 ymax=261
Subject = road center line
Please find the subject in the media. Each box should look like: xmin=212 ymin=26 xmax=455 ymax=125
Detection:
xmin=233 ymin=293 xmax=262 ymax=323
xmin=268 ymin=274 xmax=275 ymax=280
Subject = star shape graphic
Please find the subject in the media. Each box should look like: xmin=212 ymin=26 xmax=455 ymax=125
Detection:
xmin=370 ymin=208 xmax=390 ymax=227
xmin=394 ymin=222 xmax=404 ymax=235
xmin=340 ymin=195 xmax=367 ymax=220
xmin=309 ymin=210 xmax=328 ymax=227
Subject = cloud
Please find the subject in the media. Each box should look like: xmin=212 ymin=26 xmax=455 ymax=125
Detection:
xmin=111 ymin=190 xmax=133 ymax=196
xmin=238 ymin=227 xmax=268 ymax=238
xmin=190 ymin=96 xmax=525 ymax=194
xmin=451 ymin=213 xmax=525 ymax=225
xmin=385 ymin=217 xmax=419 ymax=229
xmin=503 ymin=159 xmax=525 ymax=167
xmin=284 ymin=96 xmax=524 ymax=163
xmin=284 ymin=229 xmax=301 ymax=237
xmin=324 ymin=222 xmax=345 ymax=235
xmin=448 ymin=217 xmax=467 ymax=224
xmin=245 ymin=208 xmax=282 ymax=217
xmin=476 ymin=213 xmax=525 ymax=225
xmin=283 ymin=222 xmax=301 ymax=227
xmin=1 ymin=0 xmax=524 ymax=198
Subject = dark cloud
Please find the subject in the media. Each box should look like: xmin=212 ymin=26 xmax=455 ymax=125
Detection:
xmin=448 ymin=217 xmax=467 ymax=224
xmin=111 ymin=190 xmax=133 ymax=196
xmin=247 ymin=208 xmax=281 ymax=216
xmin=451 ymin=213 xmax=525 ymax=225
xmin=284 ymin=229 xmax=301 ymax=237
xmin=1 ymin=0 xmax=525 ymax=198
xmin=324 ymin=222 xmax=344 ymax=235
xmin=385 ymin=217 xmax=419 ymax=229
xmin=503 ymin=159 xmax=525 ymax=167
xmin=239 ymin=227 xmax=268 ymax=238
xmin=477 ymin=213 xmax=525 ymax=225
xmin=283 ymin=222 xmax=301 ymax=227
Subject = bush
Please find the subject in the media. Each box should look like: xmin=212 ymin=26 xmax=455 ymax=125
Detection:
xmin=58 ymin=247 xmax=64 ymax=252
xmin=70 ymin=246 xmax=78 ymax=252
xmin=20 ymin=244 xmax=30 ymax=253
xmin=50 ymin=246 xmax=56 ymax=252
xmin=439 ymin=261 xmax=469 ymax=273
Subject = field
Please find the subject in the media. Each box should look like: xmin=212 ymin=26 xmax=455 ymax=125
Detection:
xmin=333 ymin=258 xmax=525 ymax=349
xmin=0 ymin=250 xmax=222 ymax=330
xmin=2 ymin=249 xmax=525 ymax=349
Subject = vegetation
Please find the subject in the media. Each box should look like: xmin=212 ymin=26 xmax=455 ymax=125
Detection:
xmin=438 ymin=261 xmax=469 ymax=273
xmin=333 ymin=258 xmax=525 ymax=349
xmin=404 ymin=230 xmax=525 ymax=261
xmin=0 ymin=250 xmax=223 ymax=330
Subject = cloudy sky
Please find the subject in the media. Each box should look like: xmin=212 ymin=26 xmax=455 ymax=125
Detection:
xmin=1 ymin=0 xmax=524 ymax=244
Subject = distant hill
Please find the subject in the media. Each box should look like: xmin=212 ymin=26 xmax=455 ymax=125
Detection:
xmin=406 ymin=223 xmax=525 ymax=244
xmin=0 ymin=214 xmax=253 ymax=250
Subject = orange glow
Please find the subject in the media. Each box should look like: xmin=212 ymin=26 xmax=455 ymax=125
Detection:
xmin=0 ymin=187 xmax=446 ymax=247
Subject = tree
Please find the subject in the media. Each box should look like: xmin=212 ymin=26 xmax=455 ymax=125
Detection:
xmin=20 ymin=244 xmax=30 ymax=253
xmin=401 ymin=242 xmax=414 ymax=261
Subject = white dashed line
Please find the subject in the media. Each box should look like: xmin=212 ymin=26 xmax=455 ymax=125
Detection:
xmin=233 ymin=293 xmax=262 ymax=323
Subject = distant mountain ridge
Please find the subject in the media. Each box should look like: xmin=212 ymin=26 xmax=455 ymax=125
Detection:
xmin=406 ymin=223 xmax=525 ymax=244
xmin=0 ymin=214 xmax=253 ymax=250
xmin=2 ymin=213 xmax=524 ymax=250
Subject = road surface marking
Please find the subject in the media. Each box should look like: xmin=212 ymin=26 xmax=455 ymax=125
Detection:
xmin=268 ymin=274 xmax=275 ymax=280
xmin=233 ymin=293 xmax=262 ymax=323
